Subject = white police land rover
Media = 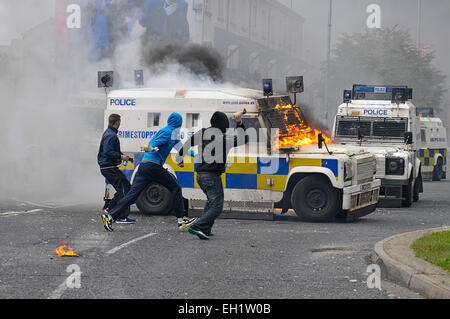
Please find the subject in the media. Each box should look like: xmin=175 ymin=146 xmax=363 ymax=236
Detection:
xmin=332 ymin=85 xmax=423 ymax=208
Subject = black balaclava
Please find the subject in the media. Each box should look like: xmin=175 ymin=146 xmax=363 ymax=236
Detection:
xmin=210 ymin=111 xmax=229 ymax=133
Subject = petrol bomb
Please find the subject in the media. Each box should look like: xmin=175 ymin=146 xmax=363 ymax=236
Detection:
xmin=232 ymin=109 xmax=247 ymax=122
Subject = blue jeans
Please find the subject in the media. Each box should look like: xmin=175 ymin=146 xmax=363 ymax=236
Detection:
xmin=109 ymin=162 xmax=185 ymax=221
xmin=192 ymin=172 xmax=224 ymax=234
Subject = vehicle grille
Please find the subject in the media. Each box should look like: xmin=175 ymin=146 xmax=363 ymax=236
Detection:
xmin=357 ymin=160 xmax=373 ymax=183
xmin=350 ymin=189 xmax=379 ymax=209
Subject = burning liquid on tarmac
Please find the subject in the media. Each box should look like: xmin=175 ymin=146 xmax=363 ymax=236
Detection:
xmin=55 ymin=242 xmax=79 ymax=257
xmin=273 ymin=104 xmax=332 ymax=149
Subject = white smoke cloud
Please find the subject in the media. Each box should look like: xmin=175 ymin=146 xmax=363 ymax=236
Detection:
xmin=0 ymin=2 xmax=233 ymax=207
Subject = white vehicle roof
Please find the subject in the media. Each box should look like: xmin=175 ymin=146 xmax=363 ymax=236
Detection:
xmin=337 ymin=100 xmax=416 ymax=111
xmin=107 ymin=88 xmax=275 ymax=113
xmin=419 ymin=117 xmax=444 ymax=125
xmin=109 ymin=87 xmax=267 ymax=99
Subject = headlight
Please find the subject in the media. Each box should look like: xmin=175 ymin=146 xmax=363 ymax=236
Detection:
xmin=385 ymin=158 xmax=405 ymax=175
xmin=344 ymin=161 xmax=354 ymax=181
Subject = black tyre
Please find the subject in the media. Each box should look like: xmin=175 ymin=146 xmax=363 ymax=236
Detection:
xmin=432 ymin=158 xmax=444 ymax=181
xmin=413 ymin=172 xmax=422 ymax=203
xmin=290 ymin=175 xmax=340 ymax=222
xmin=136 ymin=182 xmax=173 ymax=215
xmin=401 ymin=178 xmax=413 ymax=208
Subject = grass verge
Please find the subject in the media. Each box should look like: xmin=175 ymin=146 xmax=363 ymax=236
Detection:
xmin=411 ymin=230 xmax=450 ymax=273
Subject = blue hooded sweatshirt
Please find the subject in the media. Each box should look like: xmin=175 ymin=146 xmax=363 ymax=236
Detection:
xmin=142 ymin=112 xmax=183 ymax=165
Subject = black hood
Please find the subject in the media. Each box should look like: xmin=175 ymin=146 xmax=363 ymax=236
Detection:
xmin=210 ymin=111 xmax=229 ymax=133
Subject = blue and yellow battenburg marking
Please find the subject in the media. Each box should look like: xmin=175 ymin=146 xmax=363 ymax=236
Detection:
xmin=418 ymin=148 xmax=447 ymax=167
xmin=112 ymin=154 xmax=339 ymax=192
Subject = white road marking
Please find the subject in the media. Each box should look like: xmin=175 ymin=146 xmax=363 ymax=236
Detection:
xmin=19 ymin=200 xmax=58 ymax=209
xmin=0 ymin=209 xmax=43 ymax=216
xmin=48 ymin=280 xmax=69 ymax=299
xmin=106 ymin=233 xmax=157 ymax=255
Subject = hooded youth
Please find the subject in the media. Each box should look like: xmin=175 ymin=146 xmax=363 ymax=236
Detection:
xmin=177 ymin=111 xmax=249 ymax=174
xmin=143 ymin=112 xmax=183 ymax=165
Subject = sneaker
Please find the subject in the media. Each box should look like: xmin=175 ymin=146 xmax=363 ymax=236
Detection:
xmin=178 ymin=217 xmax=197 ymax=230
xmin=101 ymin=213 xmax=114 ymax=232
xmin=115 ymin=218 xmax=136 ymax=224
xmin=188 ymin=227 xmax=209 ymax=240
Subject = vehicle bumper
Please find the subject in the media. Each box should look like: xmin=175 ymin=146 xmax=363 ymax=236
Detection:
xmin=378 ymin=178 xmax=409 ymax=206
xmin=339 ymin=203 xmax=379 ymax=222
xmin=342 ymin=179 xmax=381 ymax=211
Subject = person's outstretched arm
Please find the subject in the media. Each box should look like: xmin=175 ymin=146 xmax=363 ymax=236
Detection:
xmin=176 ymin=129 xmax=203 ymax=166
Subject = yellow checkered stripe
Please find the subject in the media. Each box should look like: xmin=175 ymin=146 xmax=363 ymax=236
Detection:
xmin=161 ymin=155 xmax=339 ymax=191
xmin=418 ymin=148 xmax=447 ymax=167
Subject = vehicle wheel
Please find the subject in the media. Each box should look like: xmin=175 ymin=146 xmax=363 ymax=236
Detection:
xmin=402 ymin=178 xmax=413 ymax=207
xmin=432 ymin=158 xmax=443 ymax=181
xmin=413 ymin=173 xmax=421 ymax=202
xmin=136 ymin=182 xmax=173 ymax=215
xmin=290 ymin=175 xmax=340 ymax=222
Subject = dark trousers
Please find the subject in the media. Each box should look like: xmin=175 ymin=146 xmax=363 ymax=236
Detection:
xmin=108 ymin=162 xmax=185 ymax=221
xmin=192 ymin=172 xmax=224 ymax=235
xmin=100 ymin=167 xmax=131 ymax=219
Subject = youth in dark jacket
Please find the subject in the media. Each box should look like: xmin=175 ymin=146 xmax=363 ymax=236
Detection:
xmin=101 ymin=112 xmax=197 ymax=232
xmin=97 ymin=114 xmax=132 ymax=221
xmin=177 ymin=111 xmax=248 ymax=239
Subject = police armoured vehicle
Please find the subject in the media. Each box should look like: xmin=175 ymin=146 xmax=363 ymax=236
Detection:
xmin=417 ymin=108 xmax=447 ymax=181
xmin=333 ymin=85 xmax=423 ymax=207
xmin=103 ymin=86 xmax=380 ymax=222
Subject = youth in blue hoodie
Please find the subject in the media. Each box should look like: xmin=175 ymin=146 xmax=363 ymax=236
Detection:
xmin=142 ymin=112 xmax=183 ymax=165
xmin=104 ymin=112 xmax=189 ymax=225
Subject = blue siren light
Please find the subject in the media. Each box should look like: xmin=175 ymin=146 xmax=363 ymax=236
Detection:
xmin=263 ymin=79 xmax=273 ymax=97
xmin=352 ymin=85 xmax=410 ymax=101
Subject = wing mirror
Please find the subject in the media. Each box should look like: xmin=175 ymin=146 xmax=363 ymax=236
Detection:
xmin=318 ymin=133 xmax=324 ymax=149
xmin=404 ymin=132 xmax=413 ymax=145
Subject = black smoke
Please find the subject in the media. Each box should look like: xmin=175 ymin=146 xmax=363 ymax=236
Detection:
xmin=142 ymin=43 xmax=225 ymax=82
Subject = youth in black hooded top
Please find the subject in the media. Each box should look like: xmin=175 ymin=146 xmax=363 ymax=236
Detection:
xmin=177 ymin=111 xmax=249 ymax=174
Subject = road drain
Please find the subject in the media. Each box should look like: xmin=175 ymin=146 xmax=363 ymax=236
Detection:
xmin=311 ymin=246 xmax=355 ymax=253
